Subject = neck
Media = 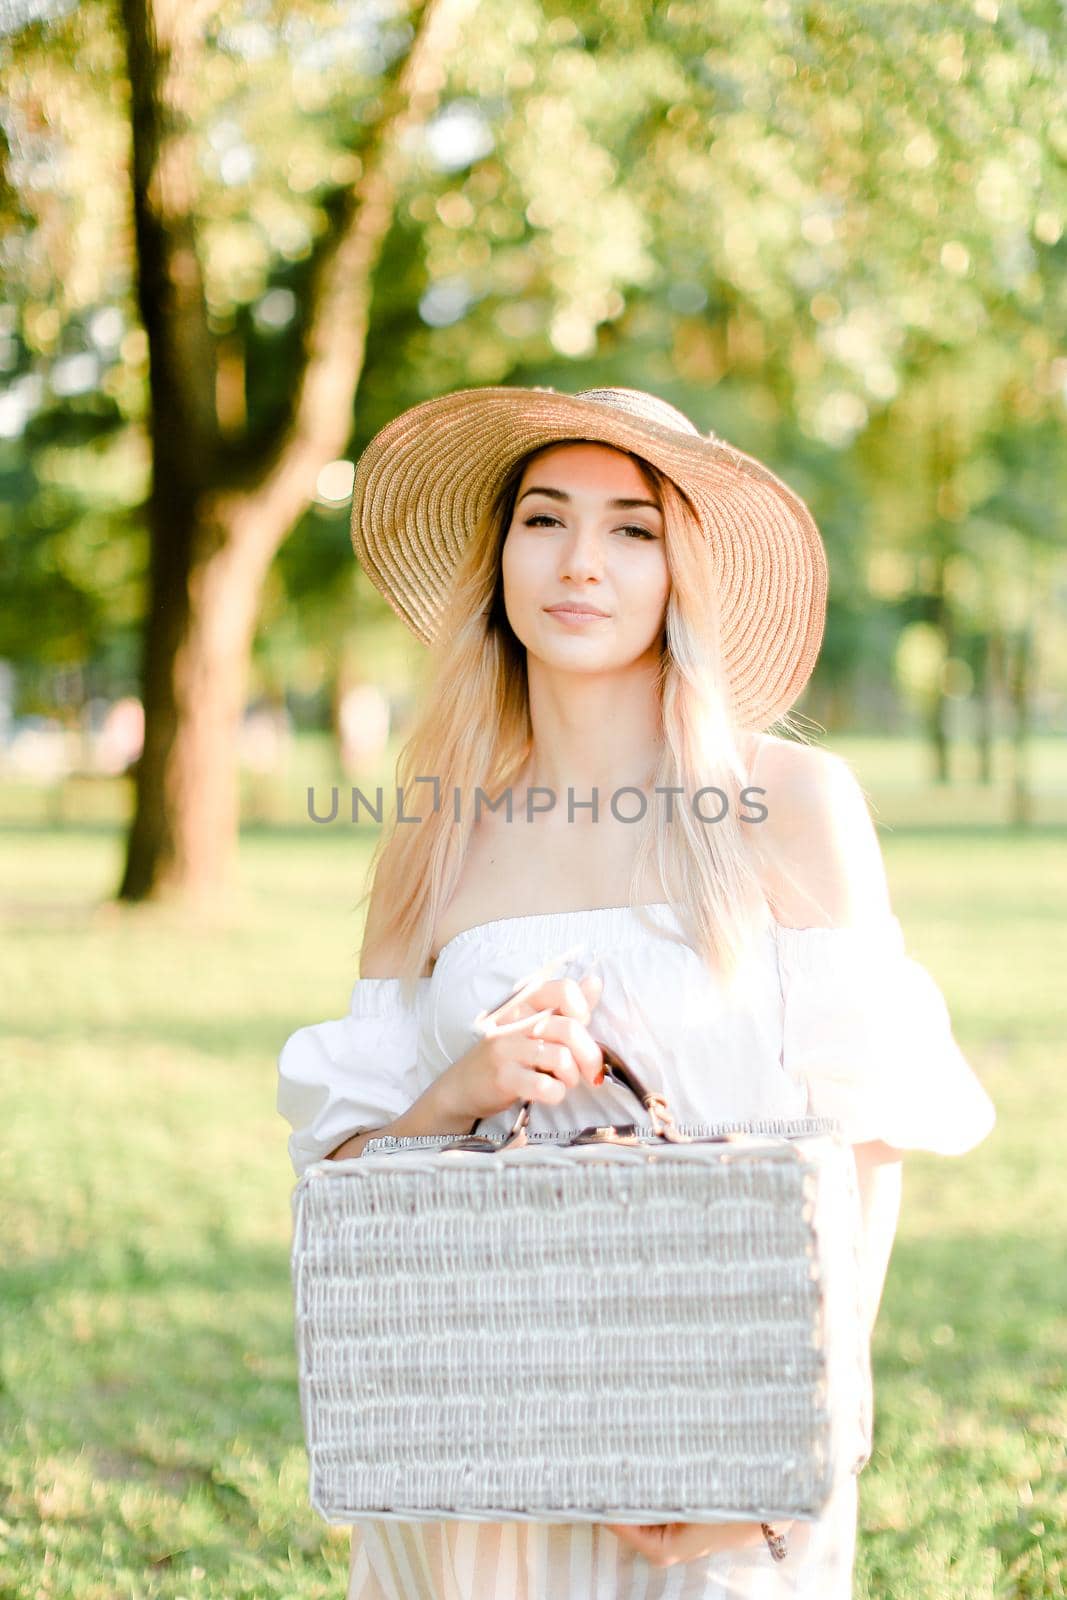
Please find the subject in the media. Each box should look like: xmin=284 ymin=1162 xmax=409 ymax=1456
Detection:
xmin=519 ymin=654 xmax=663 ymax=811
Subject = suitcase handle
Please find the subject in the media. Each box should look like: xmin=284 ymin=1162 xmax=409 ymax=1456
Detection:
xmin=440 ymin=1039 xmax=695 ymax=1153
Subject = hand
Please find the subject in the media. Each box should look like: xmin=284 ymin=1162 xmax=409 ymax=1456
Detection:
xmin=435 ymin=968 xmax=605 ymax=1125
xmin=602 ymin=1518 xmax=793 ymax=1568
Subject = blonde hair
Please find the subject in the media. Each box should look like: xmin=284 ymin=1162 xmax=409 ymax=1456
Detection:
xmin=358 ymin=440 xmax=814 ymax=1007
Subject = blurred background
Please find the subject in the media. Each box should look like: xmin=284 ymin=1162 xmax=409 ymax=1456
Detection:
xmin=1 ymin=1 xmax=1064 ymax=1596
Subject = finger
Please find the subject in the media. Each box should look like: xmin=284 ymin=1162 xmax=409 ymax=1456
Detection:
xmin=502 ymin=943 xmax=587 ymax=1006
xmin=504 ymin=1011 xmax=602 ymax=1087
xmin=476 ymin=951 xmax=603 ymax=1037
xmin=481 ymin=974 xmax=591 ymax=1034
xmin=602 ymin=1523 xmax=637 ymax=1546
xmin=514 ymin=1034 xmax=581 ymax=1088
xmin=602 ymin=1524 xmax=663 ymax=1559
xmin=553 ymin=975 xmax=596 ymax=1019
xmin=543 ymin=1014 xmax=604 ymax=1087
xmin=506 ymin=1062 xmax=569 ymax=1106
xmin=579 ymin=970 xmax=603 ymax=1003
xmin=472 ymin=1003 xmax=555 ymax=1041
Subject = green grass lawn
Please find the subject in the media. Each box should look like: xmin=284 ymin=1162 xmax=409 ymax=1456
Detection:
xmin=1 ymin=737 xmax=1064 ymax=1598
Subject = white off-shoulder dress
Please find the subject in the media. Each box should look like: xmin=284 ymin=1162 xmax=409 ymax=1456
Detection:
xmin=277 ymin=902 xmax=996 ymax=1600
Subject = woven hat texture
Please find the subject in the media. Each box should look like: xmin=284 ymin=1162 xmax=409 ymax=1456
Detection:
xmin=350 ymin=385 xmax=828 ymax=731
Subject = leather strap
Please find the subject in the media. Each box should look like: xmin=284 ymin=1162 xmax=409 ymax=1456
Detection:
xmin=441 ymin=1038 xmax=694 ymax=1153
xmin=761 ymin=1522 xmax=789 ymax=1561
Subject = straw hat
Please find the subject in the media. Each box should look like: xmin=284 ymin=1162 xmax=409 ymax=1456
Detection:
xmin=350 ymin=385 xmax=827 ymax=730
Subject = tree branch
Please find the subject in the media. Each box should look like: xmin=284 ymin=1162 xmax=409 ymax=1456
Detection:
xmin=211 ymin=0 xmax=476 ymax=559
xmin=118 ymin=0 xmax=222 ymax=475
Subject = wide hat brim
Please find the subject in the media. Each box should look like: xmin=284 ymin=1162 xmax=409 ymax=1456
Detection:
xmin=350 ymin=386 xmax=827 ymax=731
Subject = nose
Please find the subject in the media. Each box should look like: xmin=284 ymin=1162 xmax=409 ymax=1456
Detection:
xmin=558 ymin=521 xmax=604 ymax=584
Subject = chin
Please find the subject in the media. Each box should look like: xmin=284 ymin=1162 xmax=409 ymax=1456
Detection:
xmin=536 ymin=644 xmax=644 ymax=676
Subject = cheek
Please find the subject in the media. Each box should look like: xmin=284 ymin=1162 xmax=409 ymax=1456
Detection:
xmin=500 ymin=535 xmax=531 ymax=629
xmin=501 ymin=531 xmax=540 ymax=606
xmin=629 ymin=549 xmax=670 ymax=621
xmin=500 ymin=533 xmax=519 ymax=605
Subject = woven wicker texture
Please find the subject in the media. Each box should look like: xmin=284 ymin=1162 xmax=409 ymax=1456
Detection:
xmin=291 ymin=1126 xmax=870 ymax=1527
xmin=359 ymin=1115 xmax=842 ymax=1155
xmin=348 ymin=386 xmax=828 ymax=732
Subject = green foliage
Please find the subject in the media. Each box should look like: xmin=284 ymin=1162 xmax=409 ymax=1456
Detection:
xmin=0 ymin=0 xmax=1063 ymax=717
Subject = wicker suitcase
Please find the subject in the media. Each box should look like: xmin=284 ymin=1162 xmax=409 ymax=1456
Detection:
xmin=289 ymin=1052 xmax=873 ymax=1528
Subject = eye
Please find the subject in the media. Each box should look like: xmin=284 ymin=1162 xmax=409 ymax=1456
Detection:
xmin=522 ymin=514 xmax=657 ymax=540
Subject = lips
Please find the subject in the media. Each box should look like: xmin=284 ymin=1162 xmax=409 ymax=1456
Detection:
xmin=545 ymin=604 xmax=609 ymax=618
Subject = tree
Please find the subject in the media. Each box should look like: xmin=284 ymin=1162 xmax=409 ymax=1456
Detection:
xmin=113 ymin=0 xmax=474 ymax=899
xmin=2 ymin=0 xmax=1063 ymax=858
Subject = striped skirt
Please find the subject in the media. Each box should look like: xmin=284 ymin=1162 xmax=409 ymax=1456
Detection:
xmin=345 ymin=1471 xmax=859 ymax=1599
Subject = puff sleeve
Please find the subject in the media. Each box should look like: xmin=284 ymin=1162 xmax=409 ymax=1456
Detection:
xmin=775 ymin=915 xmax=996 ymax=1155
xmin=277 ymin=978 xmax=425 ymax=1178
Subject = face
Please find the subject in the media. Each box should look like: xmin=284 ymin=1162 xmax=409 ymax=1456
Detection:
xmin=500 ymin=442 xmax=670 ymax=674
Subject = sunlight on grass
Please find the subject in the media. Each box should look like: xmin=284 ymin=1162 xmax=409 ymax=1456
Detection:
xmin=1 ymin=737 xmax=1064 ymax=1598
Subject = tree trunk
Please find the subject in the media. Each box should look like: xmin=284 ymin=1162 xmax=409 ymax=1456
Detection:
xmin=928 ymin=548 xmax=952 ymax=784
xmin=115 ymin=0 xmax=470 ymax=903
xmin=925 ymin=388 xmax=961 ymax=788
xmin=974 ymin=627 xmax=1004 ymax=788
xmin=1008 ymin=627 xmax=1033 ymax=827
xmin=120 ymin=505 xmax=271 ymax=898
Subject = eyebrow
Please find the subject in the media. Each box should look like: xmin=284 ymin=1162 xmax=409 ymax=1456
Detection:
xmin=517 ymin=486 xmax=662 ymax=513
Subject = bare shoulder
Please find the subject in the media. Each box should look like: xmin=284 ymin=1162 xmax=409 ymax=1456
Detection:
xmin=746 ymin=735 xmax=892 ymax=929
xmin=748 ymin=731 xmax=851 ymax=811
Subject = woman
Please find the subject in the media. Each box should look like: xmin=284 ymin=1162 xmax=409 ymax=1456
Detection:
xmin=278 ymin=385 xmax=997 ymax=1598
